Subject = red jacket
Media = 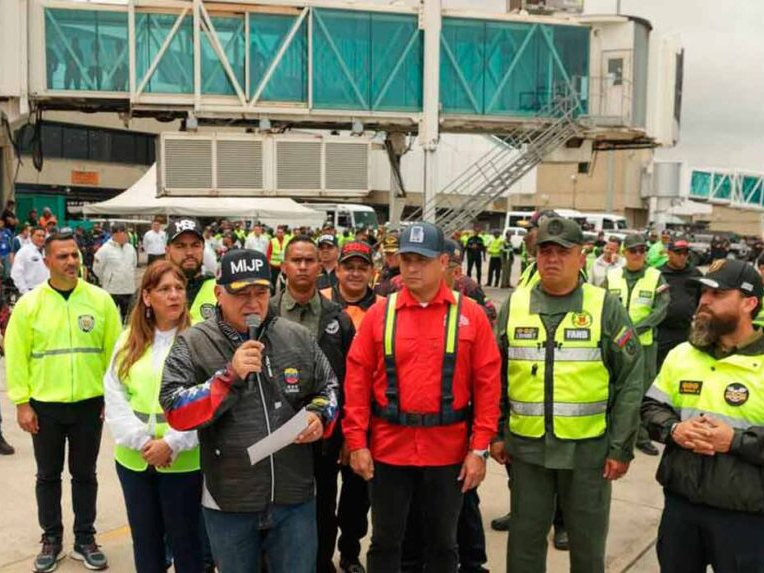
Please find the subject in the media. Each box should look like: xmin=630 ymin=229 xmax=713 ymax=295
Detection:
xmin=342 ymin=281 xmax=501 ymax=467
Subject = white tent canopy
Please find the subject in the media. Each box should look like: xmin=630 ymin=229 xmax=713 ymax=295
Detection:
xmin=81 ymin=165 xmax=326 ymax=229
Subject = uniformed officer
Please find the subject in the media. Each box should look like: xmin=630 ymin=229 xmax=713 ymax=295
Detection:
xmin=267 ymin=226 xmax=291 ymax=286
xmin=500 ymin=229 xmax=515 ymax=289
xmin=6 ymin=231 xmax=122 ymax=573
xmin=163 ymin=217 xmax=217 ymax=325
xmin=605 ymin=233 xmax=670 ymax=456
xmin=486 ymin=229 xmax=504 ymax=287
xmin=492 ymin=217 xmax=644 ymax=573
xmin=642 ymin=259 xmax=764 ymax=571
xmin=344 ymin=222 xmax=501 ymax=573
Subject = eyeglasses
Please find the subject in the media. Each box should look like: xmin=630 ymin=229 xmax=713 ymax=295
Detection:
xmin=671 ymin=249 xmax=689 ymax=256
xmin=627 ymin=247 xmax=646 ymax=254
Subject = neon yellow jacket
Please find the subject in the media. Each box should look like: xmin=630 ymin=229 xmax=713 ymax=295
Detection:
xmin=6 ymin=280 xmax=122 ymax=404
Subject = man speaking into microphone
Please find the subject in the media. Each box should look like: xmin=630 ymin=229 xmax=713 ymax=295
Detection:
xmin=160 ymin=249 xmax=339 ymax=573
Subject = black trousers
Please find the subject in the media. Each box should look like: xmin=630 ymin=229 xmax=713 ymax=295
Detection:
xmin=30 ymin=397 xmax=103 ymax=543
xmin=116 ymin=463 xmax=204 ymax=573
xmin=402 ymin=488 xmax=487 ymax=573
xmin=111 ymin=294 xmax=132 ymax=323
xmin=487 ymin=257 xmax=502 ymax=287
xmin=368 ymin=462 xmax=463 ymax=573
xmin=337 ymin=464 xmax=370 ymax=563
xmin=466 ymin=255 xmax=482 ymax=284
xmin=657 ymin=491 xmax=764 ymax=573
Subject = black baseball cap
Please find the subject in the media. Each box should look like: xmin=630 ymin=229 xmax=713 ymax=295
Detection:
xmin=536 ymin=217 xmax=583 ymax=248
xmin=217 ymin=249 xmax=272 ymax=293
xmin=398 ymin=222 xmax=445 ymax=259
xmin=318 ymin=234 xmax=339 ymax=247
xmin=444 ymin=239 xmax=463 ymax=265
xmin=623 ymin=234 xmax=647 ymax=249
xmin=168 ymin=217 xmax=204 ymax=243
xmin=693 ymin=259 xmax=763 ymax=299
xmin=339 ymin=241 xmax=373 ymax=264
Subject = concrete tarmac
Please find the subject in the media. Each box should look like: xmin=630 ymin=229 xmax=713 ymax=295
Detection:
xmin=0 ymin=280 xmax=664 ymax=572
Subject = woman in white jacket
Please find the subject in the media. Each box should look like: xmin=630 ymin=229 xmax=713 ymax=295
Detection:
xmin=104 ymin=260 xmax=203 ymax=573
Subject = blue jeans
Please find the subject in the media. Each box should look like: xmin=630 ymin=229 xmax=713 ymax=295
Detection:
xmin=203 ymin=500 xmax=317 ymax=573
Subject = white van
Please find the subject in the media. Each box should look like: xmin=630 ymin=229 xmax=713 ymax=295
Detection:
xmin=306 ymin=203 xmax=379 ymax=232
xmin=579 ymin=212 xmax=628 ymax=232
xmin=504 ymin=209 xmax=585 ymax=229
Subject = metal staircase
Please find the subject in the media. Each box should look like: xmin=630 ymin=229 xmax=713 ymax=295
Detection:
xmin=405 ymin=90 xmax=582 ymax=236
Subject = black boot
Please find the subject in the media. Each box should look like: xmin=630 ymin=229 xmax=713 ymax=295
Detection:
xmin=490 ymin=512 xmax=510 ymax=532
xmin=0 ymin=434 xmax=14 ymax=455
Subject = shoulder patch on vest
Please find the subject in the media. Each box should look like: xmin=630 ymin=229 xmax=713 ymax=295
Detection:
xmin=514 ymin=327 xmax=539 ymax=340
xmin=724 ymin=383 xmax=749 ymax=406
xmin=200 ymin=303 xmax=215 ymax=320
xmin=679 ymin=380 xmax=703 ymax=395
xmin=564 ymin=328 xmax=591 ymax=341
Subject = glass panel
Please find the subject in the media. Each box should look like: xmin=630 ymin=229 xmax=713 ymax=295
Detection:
xmin=44 ymin=8 xmax=128 ymax=92
xmin=62 ymin=126 xmax=89 ymax=160
xmin=88 ymin=129 xmax=112 ymax=162
xmin=250 ymin=13 xmax=308 ymax=103
xmin=690 ymin=171 xmax=712 ymax=199
xmin=313 ymin=9 xmax=370 ymax=110
xmin=741 ymin=176 xmax=762 ymax=208
xmin=370 ymin=14 xmax=422 ymax=111
xmin=111 ymin=132 xmax=135 ymax=163
xmin=202 ymin=16 xmax=245 ymax=96
xmin=484 ymin=22 xmax=539 ymax=115
xmin=136 ymin=12 xmax=194 ymax=94
xmin=440 ymin=18 xmax=485 ymax=114
xmin=41 ymin=124 xmax=63 ymax=158
xmin=713 ymin=174 xmax=732 ymax=200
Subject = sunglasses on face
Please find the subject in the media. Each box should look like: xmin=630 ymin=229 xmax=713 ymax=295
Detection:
xmin=627 ymin=247 xmax=646 ymax=255
xmin=671 ymin=249 xmax=689 ymax=256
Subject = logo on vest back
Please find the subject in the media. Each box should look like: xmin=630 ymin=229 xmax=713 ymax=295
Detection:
xmin=724 ymin=383 xmax=749 ymax=406
xmin=564 ymin=328 xmax=590 ymax=341
xmin=325 ymin=319 xmax=340 ymax=335
xmin=78 ymin=314 xmax=95 ymax=333
xmin=284 ymin=368 xmax=300 ymax=393
xmin=199 ymin=303 xmax=215 ymax=320
xmin=571 ymin=311 xmax=593 ymax=328
xmin=514 ymin=327 xmax=539 ymax=340
xmin=679 ymin=380 xmax=703 ymax=395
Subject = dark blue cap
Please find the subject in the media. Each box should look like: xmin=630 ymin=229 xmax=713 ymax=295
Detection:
xmin=398 ymin=222 xmax=445 ymax=259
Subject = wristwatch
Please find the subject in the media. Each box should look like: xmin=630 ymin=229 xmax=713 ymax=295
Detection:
xmin=471 ymin=449 xmax=489 ymax=460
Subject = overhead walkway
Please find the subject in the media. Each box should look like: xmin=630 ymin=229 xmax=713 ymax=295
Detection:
xmin=689 ymin=168 xmax=764 ymax=212
xmin=30 ymin=0 xmax=590 ymax=131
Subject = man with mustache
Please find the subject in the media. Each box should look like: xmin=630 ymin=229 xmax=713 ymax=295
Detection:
xmin=642 ymin=258 xmax=764 ymax=571
xmin=493 ymin=216 xmax=644 ymax=573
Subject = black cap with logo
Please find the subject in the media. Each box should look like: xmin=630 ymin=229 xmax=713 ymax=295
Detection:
xmin=318 ymin=234 xmax=339 ymax=247
xmin=217 ymin=249 xmax=272 ymax=293
xmin=398 ymin=222 xmax=445 ymax=259
xmin=536 ymin=217 xmax=583 ymax=248
xmin=693 ymin=259 xmax=763 ymax=299
xmin=168 ymin=217 xmax=204 ymax=243
xmin=339 ymin=241 xmax=374 ymax=264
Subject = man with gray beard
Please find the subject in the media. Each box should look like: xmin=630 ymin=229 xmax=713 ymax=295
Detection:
xmin=642 ymin=259 xmax=764 ymax=571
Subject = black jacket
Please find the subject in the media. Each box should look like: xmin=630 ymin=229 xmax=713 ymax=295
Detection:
xmin=160 ymin=309 xmax=339 ymax=512
xmin=657 ymin=262 xmax=702 ymax=348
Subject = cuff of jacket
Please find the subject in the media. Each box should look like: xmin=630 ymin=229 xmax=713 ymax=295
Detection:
xmin=607 ymin=447 xmax=634 ymax=463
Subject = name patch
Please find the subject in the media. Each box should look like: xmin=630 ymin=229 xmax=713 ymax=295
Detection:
xmin=564 ymin=328 xmax=591 ymax=341
xmin=639 ymin=290 xmax=654 ymax=299
xmin=514 ymin=327 xmax=539 ymax=340
xmin=679 ymin=380 xmax=703 ymax=396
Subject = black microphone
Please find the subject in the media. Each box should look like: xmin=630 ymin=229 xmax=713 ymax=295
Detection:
xmin=245 ymin=314 xmax=262 ymax=391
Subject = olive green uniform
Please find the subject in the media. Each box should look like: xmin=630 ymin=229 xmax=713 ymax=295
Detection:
xmin=496 ymin=282 xmax=644 ymax=573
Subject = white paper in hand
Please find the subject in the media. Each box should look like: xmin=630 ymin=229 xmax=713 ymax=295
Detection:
xmin=247 ymin=407 xmax=309 ymax=466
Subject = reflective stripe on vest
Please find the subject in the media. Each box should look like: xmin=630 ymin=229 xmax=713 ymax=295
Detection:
xmin=114 ymin=334 xmax=200 ymax=474
xmin=646 ymin=342 xmax=764 ymax=431
xmin=372 ymin=291 xmax=469 ymax=427
xmin=189 ymin=279 xmax=217 ymax=325
xmin=607 ymin=266 xmax=660 ymax=346
xmin=506 ymin=283 xmax=610 ymax=439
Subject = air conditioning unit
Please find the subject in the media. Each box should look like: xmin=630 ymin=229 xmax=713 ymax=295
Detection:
xmin=158 ymin=133 xmax=371 ymax=197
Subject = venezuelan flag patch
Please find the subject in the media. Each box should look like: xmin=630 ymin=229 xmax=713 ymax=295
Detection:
xmin=615 ymin=326 xmax=633 ymax=348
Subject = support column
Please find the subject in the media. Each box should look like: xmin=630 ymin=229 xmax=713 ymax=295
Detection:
xmin=605 ymin=150 xmax=616 ymax=213
xmin=420 ymin=0 xmax=441 ymax=224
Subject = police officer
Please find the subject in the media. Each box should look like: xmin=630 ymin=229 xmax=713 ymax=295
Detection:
xmin=267 ymin=226 xmax=291 ymax=286
xmin=642 ymin=259 xmax=764 ymax=571
xmin=373 ymin=234 xmax=401 ymax=297
xmin=657 ymin=235 xmax=702 ymax=370
xmin=486 ymin=229 xmax=504 ymax=287
xmin=465 ymin=226 xmax=486 ymax=284
xmin=163 ymin=217 xmax=217 ymax=324
xmin=344 ymin=222 xmax=501 ymax=573
xmin=605 ymin=233 xmax=670 ymax=456
xmin=271 ymin=236 xmax=356 ymax=573
xmin=317 ymin=234 xmax=340 ymax=291
xmin=500 ymin=229 xmax=515 ymax=289
xmin=6 ymin=231 xmax=122 ymax=572
xmin=492 ymin=217 xmax=644 ymax=573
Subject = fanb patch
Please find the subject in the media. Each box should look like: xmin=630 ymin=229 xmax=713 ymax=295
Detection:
xmin=514 ymin=327 xmax=539 ymax=340
xmin=283 ymin=368 xmax=300 ymax=393
xmin=724 ymin=383 xmax=749 ymax=406
xmin=679 ymin=380 xmax=703 ymax=396
xmin=200 ymin=303 xmax=215 ymax=320
xmin=77 ymin=314 xmax=95 ymax=333
xmin=564 ymin=328 xmax=591 ymax=341
xmin=572 ymin=311 xmax=593 ymax=328
xmin=639 ymin=290 xmax=654 ymax=299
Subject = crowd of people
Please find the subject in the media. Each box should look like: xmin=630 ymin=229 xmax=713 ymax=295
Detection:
xmin=1 ymin=206 xmax=764 ymax=573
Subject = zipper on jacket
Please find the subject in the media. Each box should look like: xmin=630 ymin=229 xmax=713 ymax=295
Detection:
xmin=256 ymin=374 xmax=276 ymax=503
